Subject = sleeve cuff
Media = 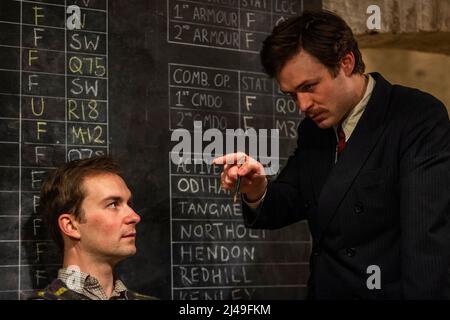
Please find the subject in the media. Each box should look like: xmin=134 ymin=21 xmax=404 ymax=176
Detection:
xmin=242 ymin=188 xmax=267 ymax=209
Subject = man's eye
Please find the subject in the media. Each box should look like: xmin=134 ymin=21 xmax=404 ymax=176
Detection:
xmin=302 ymin=84 xmax=315 ymax=92
xmin=107 ymin=202 xmax=117 ymax=209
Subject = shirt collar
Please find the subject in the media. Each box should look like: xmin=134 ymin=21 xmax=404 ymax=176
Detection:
xmin=58 ymin=267 xmax=127 ymax=300
xmin=334 ymin=74 xmax=376 ymax=141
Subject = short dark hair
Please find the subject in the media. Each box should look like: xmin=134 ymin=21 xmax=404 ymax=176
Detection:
xmin=39 ymin=156 xmax=121 ymax=251
xmin=260 ymin=10 xmax=365 ymax=78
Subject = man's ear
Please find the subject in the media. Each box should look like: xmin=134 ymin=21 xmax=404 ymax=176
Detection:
xmin=58 ymin=213 xmax=81 ymax=240
xmin=340 ymin=52 xmax=356 ymax=76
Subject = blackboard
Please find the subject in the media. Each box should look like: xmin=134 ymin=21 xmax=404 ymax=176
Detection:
xmin=0 ymin=0 xmax=321 ymax=300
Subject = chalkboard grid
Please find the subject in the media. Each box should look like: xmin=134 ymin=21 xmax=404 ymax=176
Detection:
xmin=0 ymin=0 xmax=108 ymax=299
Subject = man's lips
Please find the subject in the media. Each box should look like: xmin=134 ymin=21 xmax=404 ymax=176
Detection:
xmin=308 ymin=111 xmax=323 ymax=120
xmin=122 ymin=233 xmax=136 ymax=238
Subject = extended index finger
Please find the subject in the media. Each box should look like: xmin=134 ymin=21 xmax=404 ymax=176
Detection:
xmin=212 ymin=153 xmax=246 ymax=165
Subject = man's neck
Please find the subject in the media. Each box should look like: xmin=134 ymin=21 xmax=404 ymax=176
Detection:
xmin=355 ymin=73 xmax=369 ymax=108
xmin=63 ymin=253 xmax=116 ymax=298
xmin=341 ymin=73 xmax=369 ymax=123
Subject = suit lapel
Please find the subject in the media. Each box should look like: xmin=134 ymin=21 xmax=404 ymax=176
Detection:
xmin=310 ymin=128 xmax=336 ymax=202
xmin=316 ymin=73 xmax=393 ymax=241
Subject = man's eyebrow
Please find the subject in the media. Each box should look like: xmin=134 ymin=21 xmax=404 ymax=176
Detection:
xmin=282 ymin=78 xmax=320 ymax=94
xmin=101 ymin=195 xmax=132 ymax=203
xmin=101 ymin=196 xmax=122 ymax=203
xmin=294 ymin=78 xmax=319 ymax=91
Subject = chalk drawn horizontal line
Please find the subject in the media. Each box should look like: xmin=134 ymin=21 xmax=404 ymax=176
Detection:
xmin=170 ymin=107 xmax=301 ymax=121
xmin=167 ymin=129 xmax=297 ymax=141
xmin=168 ymin=84 xmax=279 ymax=94
xmin=0 ymin=67 xmax=108 ymax=80
xmin=168 ymin=85 xmax=287 ymax=98
xmin=0 ymin=19 xmax=107 ymax=34
xmin=174 ymin=0 xmax=274 ymax=15
xmin=0 ymin=190 xmax=40 ymax=193
xmin=20 ymin=118 xmax=108 ymax=126
xmin=169 ymin=63 xmax=266 ymax=75
xmin=0 ymin=239 xmax=52 ymax=242
xmin=0 ymin=92 xmax=108 ymax=103
xmin=170 ymin=196 xmax=232 ymax=200
xmin=171 ymin=173 xmax=219 ymax=178
xmin=0 ymin=290 xmax=18 ymax=293
xmin=0 ymin=44 xmax=107 ymax=57
xmin=240 ymin=112 xmax=301 ymax=119
xmin=172 ymin=241 xmax=311 ymax=244
xmin=169 ymin=106 xmax=239 ymax=115
xmin=0 ymin=191 xmax=55 ymax=194
xmin=167 ymin=39 xmax=260 ymax=54
xmin=20 ymin=142 xmax=108 ymax=148
xmin=23 ymin=165 xmax=57 ymax=170
xmin=0 ymin=264 xmax=60 ymax=268
xmin=0 ymin=165 xmax=56 ymax=170
xmin=169 ymin=18 xmax=271 ymax=35
xmin=170 ymin=106 xmax=301 ymax=119
xmin=0 ymin=116 xmax=108 ymax=125
xmin=14 ymin=0 xmax=107 ymax=13
xmin=24 ymin=70 xmax=108 ymax=80
xmin=171 ymin=218 xmax=243 ymax=222
xmin=168 ymin=151 xmax=281 ymax=158
xmin=0 ymin=142 xmax=111 ymax=151
xmin=172 ymin=262 xmax=309 ymax=267
xmin=172 ymin=284 xmax=307 ymax=290
xmin=171 ymin=217 xmax=244 ymax=221
xmin=169 ymin=151 xmax=276 ymax=158
xmin=169 ymin=84 xmax=241 ymax=94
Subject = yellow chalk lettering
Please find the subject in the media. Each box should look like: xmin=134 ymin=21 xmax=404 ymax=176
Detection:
xmin=80 ymin=13 xmax=86 ymax=29
xmin=69 ymin=56 xmax=83 ymax=75
xmin=31 ymin=97 xmax=45 ymax=116
xmin=72 ymin=126 xmax=86 ymax=144
xmin=36 ymin=121 xmax=47 ymax=140
xmin=93 ymin=125 xmax=104 ymax=144
xmin=86 ymin=57 xmax=94 ymax=74
xmin=28 ymin=49 xmax=39 ymax=66
xmin=95 ymin=57 xmax=106 ymax=77
xmin=88 ymin=100 xmax=98 ymax=120
xmin=32 ymin=7 xmax=44 ymax=26
xmin=68 ymin=99 xmax=79 ymax=120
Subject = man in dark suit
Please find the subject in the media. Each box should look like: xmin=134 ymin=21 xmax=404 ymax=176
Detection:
xmin=213 ymin=10 xmax=450 ymax=299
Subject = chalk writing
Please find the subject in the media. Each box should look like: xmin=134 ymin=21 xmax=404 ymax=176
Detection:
xmin=0 ymin=0 xmax=108 ymax=298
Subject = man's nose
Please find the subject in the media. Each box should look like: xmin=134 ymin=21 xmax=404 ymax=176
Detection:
xmin=296 ymin=92 xmax=313 ymax=112
xmin=127 ymin=206 xmax=141 ymax=224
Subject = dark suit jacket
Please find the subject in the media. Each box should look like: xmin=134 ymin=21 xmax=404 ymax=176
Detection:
xmin=243 ymin=73 xmax=450 ymax=299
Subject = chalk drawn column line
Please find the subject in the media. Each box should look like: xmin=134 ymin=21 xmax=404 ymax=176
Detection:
xmin=169 ymin=154 xmax=174 ymax=299
xmin=106 ymin=0 xmax=109 ymax=155
xmin=65 ymin=0 xmax=68 ymax=161
xmin=18 ymin=0 xmax=23 ymax=300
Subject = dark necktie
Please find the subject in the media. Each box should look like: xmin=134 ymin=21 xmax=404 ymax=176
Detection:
xmin=337 ymin=123 xmax=346 ymax=156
